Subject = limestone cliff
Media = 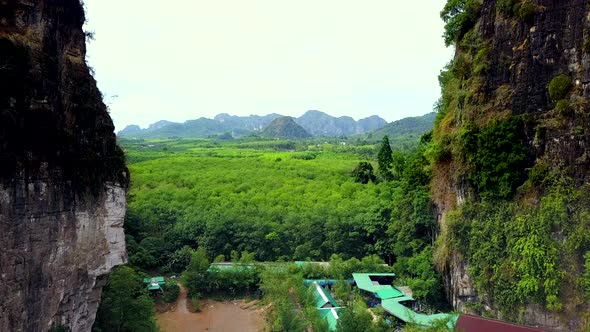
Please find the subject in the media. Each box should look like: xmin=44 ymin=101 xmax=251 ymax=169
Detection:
xmin=432 ymin=0 xmax=590 ymax=330
xmin=0 ymin=0 xmax=128 ymax=331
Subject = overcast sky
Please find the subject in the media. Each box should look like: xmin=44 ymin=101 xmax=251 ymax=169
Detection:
xmin=84 ymin=1 xmax=453 ymax=131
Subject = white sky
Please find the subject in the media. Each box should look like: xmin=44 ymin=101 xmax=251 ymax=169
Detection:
xmin=84 ymin=1 xmax=454 ymax=130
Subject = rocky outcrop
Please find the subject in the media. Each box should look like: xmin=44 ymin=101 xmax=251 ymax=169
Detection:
xmin=0 ymin=0 xmax=128 ymax=331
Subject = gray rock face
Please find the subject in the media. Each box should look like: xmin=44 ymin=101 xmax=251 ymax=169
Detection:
xmin=478 ymin=0 xmax=590 ymax=183
xmin=0 ymin=0 xmax=128 ymax=331
xmin=0 ymin=183 xmax=127 ymax=332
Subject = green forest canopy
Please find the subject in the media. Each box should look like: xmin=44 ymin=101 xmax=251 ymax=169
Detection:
xmin=121 ymin=136 xmax=444 ymax=305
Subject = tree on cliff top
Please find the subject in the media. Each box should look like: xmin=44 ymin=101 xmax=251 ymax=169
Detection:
xmin=440 ymin=0 xmax=482 ymax=46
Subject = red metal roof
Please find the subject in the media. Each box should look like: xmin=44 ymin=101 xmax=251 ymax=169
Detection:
xmin=456 ymin=314 xmax=547 ymax=332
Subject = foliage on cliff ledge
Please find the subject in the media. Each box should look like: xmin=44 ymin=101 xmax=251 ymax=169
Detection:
xmin=548 ymin=74 xmax=572 ymax=102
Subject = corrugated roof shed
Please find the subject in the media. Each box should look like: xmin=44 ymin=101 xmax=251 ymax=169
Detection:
xmin=456 ymin=315 xmax=548 ymax=332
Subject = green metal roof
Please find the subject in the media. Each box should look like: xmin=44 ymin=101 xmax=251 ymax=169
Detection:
xmin=142 ymin=277 xmax=165 ymax=283
xmin=143 ymin=277 xmax=165 ymax=284
xmin=318 ymin=308 xmax=340 ymax=331
xmin=381 ymin=299 xmax=458 ymax=329
xmin=375 ymin=287 xmax=404 ymax=299
xmin=311 ymin=282 xmax=340 ymax=330
xmin=312 ymin=282 xmax=338 ymax=308
xmin=352 ymin=273 xmax=407 ymax=303
xmin=352 ymin=273 xmax=398 ymax=293
xmin=143 ymin=277 xmax=165 ymax=291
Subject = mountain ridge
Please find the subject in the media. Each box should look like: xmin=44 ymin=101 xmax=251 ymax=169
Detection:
xmin=118 ymin=111 xmax=429 ymax=139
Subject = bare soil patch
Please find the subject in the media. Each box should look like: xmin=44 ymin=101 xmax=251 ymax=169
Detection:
xmin=156 ymin=286 xmax=265 ymax=332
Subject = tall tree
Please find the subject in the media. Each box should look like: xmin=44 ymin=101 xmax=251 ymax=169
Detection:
xmin=377 ymin=136 xmax=394 ymax=181
xmin=352 ymin=161 xmax=376 ymax=184
xmin=182 ymin=247 xmax=211 ymax=297
xmin=93 ymin=266 xmax=157 ymax=332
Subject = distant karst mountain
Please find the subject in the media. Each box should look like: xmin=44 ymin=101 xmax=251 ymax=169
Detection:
xmin=368 ymin=112 xmax=436 ymax=139
xmin=214 ymin=113 xmax=282 ymax=131
xmin=118 ymin=124 xmax=142 ymax=136
xmin=357 ymin=115 xmax=389 ymax=132
xmin=117 ymin=111 xmax=388 ymax=139
xmin=295 ymin=110 xmax=357 ymax=136
xmin=261 ymin=116 xmax=311 ymax=139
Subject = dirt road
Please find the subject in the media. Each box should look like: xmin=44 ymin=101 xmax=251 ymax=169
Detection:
xmin=156 ymin=286 xmax=265 ymax=332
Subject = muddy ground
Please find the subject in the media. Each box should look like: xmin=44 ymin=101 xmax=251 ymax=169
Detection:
xmin=156 ymin=286 xmax=265 ymax=332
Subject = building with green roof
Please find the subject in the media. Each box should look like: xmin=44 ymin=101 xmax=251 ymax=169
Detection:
xmin=352 ymin=273 xmax=458 ymax=329
xmin=312 ymin=282 xmax=338 ymax=308
xmin=381 ymin=298 xmax=458 ymax=329
xmin=143 ymin=277 xmax=165 ymax=291
xmin=375 ymin=287 xmax=404 ymax=300
xmin=310 ymin=282 xmax=341 ymax=330
xmin=318 ymin=308 xmax=340 ymax=331
xmin=352 ymin=273 xmax=396 ymax=293
xmin=352 ymin=273 xmax=404 ymax=299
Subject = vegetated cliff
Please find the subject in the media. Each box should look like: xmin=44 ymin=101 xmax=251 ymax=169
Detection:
xmin=431 ymin=0 xmax=590 ymax=330
xmin=0 ymin=1 xmax=128 ymax=331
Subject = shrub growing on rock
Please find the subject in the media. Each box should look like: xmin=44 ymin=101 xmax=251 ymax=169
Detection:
xmin=516 ymin=1 xmax=537 ymax=22
xmin=496 ymin=0 xmax=515 ymax=16
xmin=555 ymin=99 xmax=571 ymax=115
xmin=548 ymin=74 xmax=572 ymax=102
